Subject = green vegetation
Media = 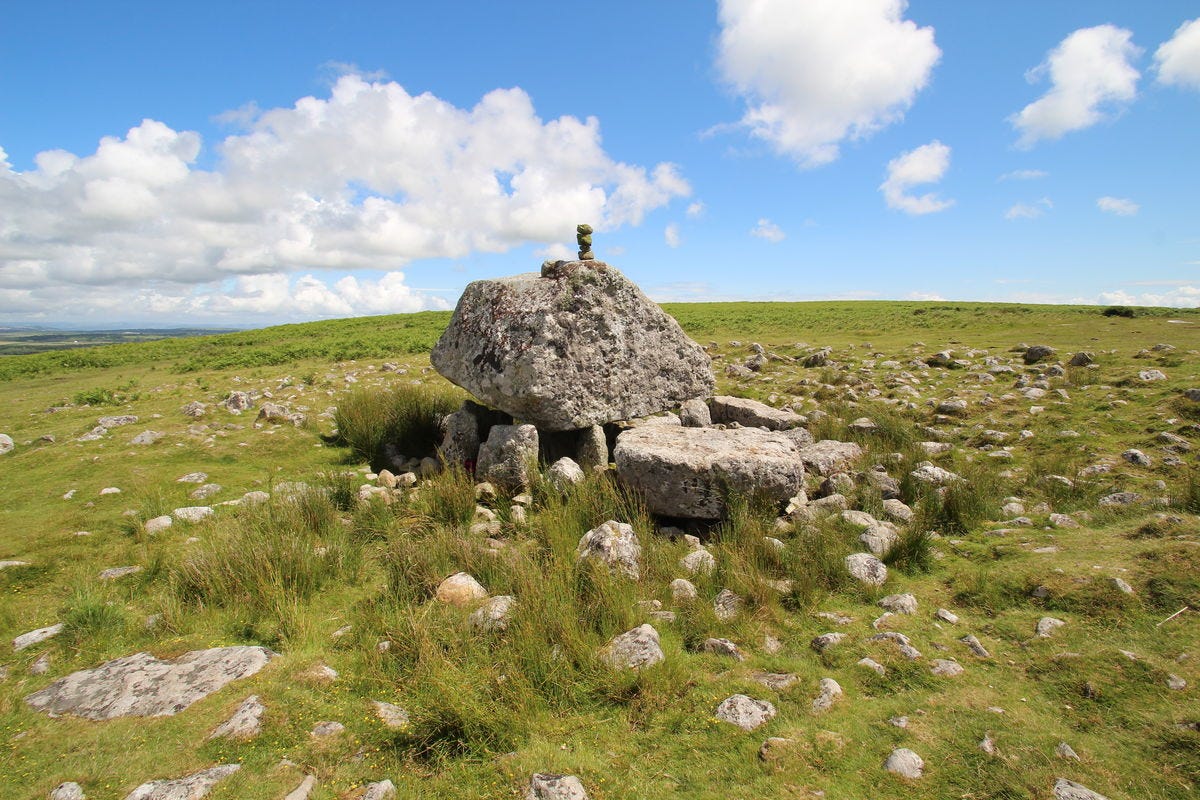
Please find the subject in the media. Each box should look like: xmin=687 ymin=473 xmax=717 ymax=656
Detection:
xmin=0 ymin=300 xmax=1197 ymax=799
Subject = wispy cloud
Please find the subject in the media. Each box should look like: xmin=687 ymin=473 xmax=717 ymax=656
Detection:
xmin=664 ymin=223 xmax=681 ymax=248
xmin=1005 ymin=197 xmax=1053 ymax=220
xmin=1097 ymin=196 xmax=1139 ymax=216
xmin=750 ymin=218 xmax=785 ymax=243
xmin=998 ymin=169 xmax=1048 ymax=181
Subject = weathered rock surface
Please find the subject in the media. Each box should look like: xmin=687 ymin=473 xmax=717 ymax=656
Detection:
xmin=431 ymin=260 xmax=714 ymax=430
xmin=845 ymin=553 xmax=888 ymax=586
xmin=884 ymin=748 xmax=924 ymax=778
xmin=600 ymin=624 xmax=664 ymax=669
xmin=25 ymin=646 xmax=274 ymax=719
xmin=714 ymin=694 xmax=776 ymax=731
xmin=469 ymin=595 xmax=515 ymax=633
xmin=50 ymin=783 xmax=86 ymax=800
xmin=526 ymin=773 xmax=589 ymax=800
xmin=435 ymin=572 xmax=488 ymax=606
xmin=708 ymin=396 xmax=804 ymax=430
xmin=361 ymin=781 xmax=397 ymax=800
xmin=13 ymin=623 xmax=64 ymax=652
xmin=614 ymin=426 xmax=804 ymax=518
xmin=207 ymin=694 xmax=265 ymax=741
xmin=796 ymin=440 xmax=864 ymax=476
xmin=475 ymin=423 xmax=539 ymax=491
xmin=1053 ymin=778 xmax=1110 ymax=800
xmin=123 ymin=764 xmax=241 ymax=800
xmin=577 ymin=520 xmax=641 ymax=579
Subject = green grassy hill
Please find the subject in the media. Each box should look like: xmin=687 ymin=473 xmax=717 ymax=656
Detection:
xmin=0 ymin=302 xmax=1197 ymax=799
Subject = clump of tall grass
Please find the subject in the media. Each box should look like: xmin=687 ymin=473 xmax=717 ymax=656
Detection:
xmin=170 ymin=488 xmax=362 ymax=631
xmin=333 ymin=382 xmax=463 ymax=467
xmin=882 ymin=527 xmax=934 ymax=574
xmin=60 ymin=586 xmax=129 ymax=655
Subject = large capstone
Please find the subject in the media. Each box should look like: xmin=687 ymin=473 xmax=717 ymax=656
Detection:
xmin=431 ymin=260 xmax=715 ymax=431
xmin=613 ymin=426 xmax=804 ymax=518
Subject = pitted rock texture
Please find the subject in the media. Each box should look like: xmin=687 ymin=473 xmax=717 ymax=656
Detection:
xmin=25 ymin=646 xmax=274 ymax=719
xmin=614 ymin=426 xmax=804 ymax=519
xmin=430 ymin=261 xmax=714 ymax=431
xmin=123 ymin=764 xmax=241 ymax=800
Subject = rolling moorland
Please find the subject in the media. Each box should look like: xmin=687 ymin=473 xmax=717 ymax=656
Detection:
xmin=0 ymin=301 xmax=1198 ymax=800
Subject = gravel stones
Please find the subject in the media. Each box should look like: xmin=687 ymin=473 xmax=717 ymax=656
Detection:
xmin=431 ymin=260 xmax=714 ymax=431
xmin=714 ymin=694 xmax=777 ymax=731
xmin=614 ymin=426 xmax=804 ymax=518
xmin=25 ymin=646 xmax=274 ymax=719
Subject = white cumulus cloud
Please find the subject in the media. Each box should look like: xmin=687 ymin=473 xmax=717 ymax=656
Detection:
xmin=1011 ymin=25 xmax=1141 ymax=148
xmin=0 ymin=74 xmax=689 ymax=323
xmin=1097 ymin=196 xmax=1139 ymax=215
xmin=880 ymin=140 xmax=954 ymax=215
xmin=1099 ymin=286 xmax=1200 ymax=307
xmin=664 ymin=223 xmax=681 ymax=248
xmin=750 ymin=218 xmax=785 ymax=242
xmin=686 ymin=201 xmax=705 ymax=218
xmin=1155 ymin=18 xmax=1200 ymax=90
xmin=716 ymin=0 xmax=940 ymax=168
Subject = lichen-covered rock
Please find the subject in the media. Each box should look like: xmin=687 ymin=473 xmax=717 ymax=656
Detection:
xmin=207 ymin=695 xmax=266 ymax=741
xmin=476 ymin=424 xmax=538 ymax=491
xmin=884 ymin=748 xmax=924 ymax=778
xmin=600 ymin=624 xmax=664 ymax=669
xmin=708 ymin=396 xmax=805 ymax=430
xmin=1053 ymin=778 xmax=1110 ymax=800
xmin=469 ymin=595 xmax=515 ymax=633
xmin=123 ymin=764 xmax=241 ymax=800
xmin=526 ymin=773 xmax=589 ymax=800
xmin=25 ymin=646 xmax=274 ymax=719
xmin=845 ymin=553 xmax=887 ymax=586
xmin=614 ymin=426 xmax=804 ymax=519
xmin=796 ymin=440 xmax=864 ymax=476
xmin=431 ymin=260 xmax=714 ymax=431
xmin=577 ymin=521 xmax=641 ymax=579
xmin=714 ymin=694 xmax=776 ymax=731
xmin=547 ymin=457 xmax=586 ymax=490
xmin=438 ymin=404 xmax=482 ymax=469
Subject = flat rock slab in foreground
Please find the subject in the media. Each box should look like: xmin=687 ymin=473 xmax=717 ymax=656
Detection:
xmin=431 ymin=260 xmax=714 ymax=431
xmin=614 ymin=426 xmax=804 ymax=518
xmin=25 ymin=646 xmax=274 ymax=719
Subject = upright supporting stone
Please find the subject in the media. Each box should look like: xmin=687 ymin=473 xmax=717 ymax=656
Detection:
xmin=576 ymin=425 xmax=609 ymax=471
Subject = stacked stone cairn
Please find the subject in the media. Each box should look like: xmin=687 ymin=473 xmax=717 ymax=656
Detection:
xmin=576 ymin=223 xmax=594 ymax=260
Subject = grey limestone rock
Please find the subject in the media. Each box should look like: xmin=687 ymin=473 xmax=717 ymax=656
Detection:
xmin=14 ymin=623 xmax=64 ymax=652
xmin=526 ymin=773 xmax=589 ymax=800
xmin=811 ymin=677 xmax=842 ymax=713
xmin=362 ymin=781 xmax=397 ymax=800
xmin=1023 ymin=345 xmax=1056 ymax=364
xmin=600 ymin=624 xmax=664 ymax=669
xmin=1053 ymin=779 xmax=1110 ymax=800
xmin=0 ymin=433 xmax=13 ymax=454
xmin=796 ymin=440 xmax=864 ymax=476
xmin=679 ymin=397 xmax=711 ymax=428
xmin=123 ymin=764 xmax=241 ymax=800
xmin=701 ymin=638 xmax=745 ymax=660
xmin=476 ymin=424 xmax=539 ymax=492
xmin=714 ymin=694 xmax=776 ymax=731
xmin=372 ymin=700 xmax=410 ymax=729
xmin=469 ymin=595 xmax=516 ymax=633
xmin=25 ymin=646 xmax=274 ymax=719
xmin=845 ymin=553 xmax=888 ymax=586
xmin=438 ymin=404 xmax=482 ymax=469
xmin=208 ymin=694 xmax=266 ymax=741
xmin=576 ymin=424 xmax=608 ymax=471
xmin=884 ymin=748 xmax=924 ymax=778
xmin=430 ymin=260 xmax=714 ymax=431
xmin=547 ymin=457 xmax=585 ymax=490
xmin=879 ymin=593 xmax=917 ymax=614
xmin=708 ymin=395 xmax=804 ymax=430
xmin=1037 ymin=617 xmax=1066 ymax=638
xmin=283 ymin=775 xmax=317 ymax=800
xmin=614 ymin=425 xmax=804 ymax=519
xmin=577 ymin=520 xmax=641 ymax=580
xmin=51 ymin=783 xmax=86 ymax=800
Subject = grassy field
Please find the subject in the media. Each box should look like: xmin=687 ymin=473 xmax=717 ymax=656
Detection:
xmin=0 ymin=301 xmax=1197 ymax=800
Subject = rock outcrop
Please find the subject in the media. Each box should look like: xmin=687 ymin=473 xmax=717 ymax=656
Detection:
xmin=431 ymin=260 xmax=714 ymax=431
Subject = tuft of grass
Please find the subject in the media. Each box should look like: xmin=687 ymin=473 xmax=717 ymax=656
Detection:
xmin=60 ymin=586 xmax=129 ymax=655
xmin=882 ymin=527 xmax=934 ymax=574
xmin=333 ymin=382 xmax=464 ymax=467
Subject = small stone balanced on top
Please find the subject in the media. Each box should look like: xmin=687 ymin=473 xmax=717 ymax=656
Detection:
xmin=577 ymin=223 xmax=594 ymax=260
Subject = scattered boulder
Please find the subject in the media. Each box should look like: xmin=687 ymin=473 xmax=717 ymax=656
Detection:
xmin=600 ymin=624 xmax=664 ymax=669
xmin=679 ymin=398 xmax=711 ymax=428
xmin=24 ymin=646 xmax=274 ymax=719
xmin=714 ymin=694 xmax=776 ymax=731
xmin=144 ymin=516 xmax=173 ymax=535
xmin=1139 ymin=370 xmax=1167 ymax=382
xmin=931 ymin=659 xmax=964 ymax=677
xmin=614 ymin=426 xmax=804 ymax=518
xmin=123 ymin=764 xmax=240 ymax=800
xmin=361 ymin=781 xmax=397 ymax=800
xmin=1036 ymin=617 xmax=1066 ymax=638
xmin=796 ymin=440 xmax=864 ymax=476
xmin=879 ymin=594 xmax=917 ymax=614
xmin=435 ymin=573 xmax=488 ymax=606
xmin=577 ymin=520 xmax=642 ymax=579
xmin=1068 ymin=352 xmax=1094 ymax=367
xmin=811 ymin=678 xmax=842 ymax=713
xmin=884 ymin=748 xmax=924 ymax=778
xmin=1053 ymin=778 xmax=1110 ymax=800
xmin=284 ymin=775 xmax=317 ymax=800
xmin=910 ymin=462 xmax=962 ymax=486
xmin=547 ymin=457 xmax=585 ymax=490
xmin=701 ymin=638 xmax=745 ymax=660
xmin=811 ymin=632 xmax=848 ymax=653
xmin=0 ymin=433 xmax=13 ymax=455
xmin=50 ymin=783 xmax=86 ymax=800
xmin=845 ymin=553 xmax=887 ymax=586
xmin=181 ymin=401 xmax=206 ymax=418
xmin=208 ymin=695 xmax=266 ymax=741
xmin=713 ymin=589 xmax=743 ymax=621
xmin=526 ymin=773 xmax=589 ymax=800
xmin=430 ymin=260 xmax=714 ymax=431
xmin=13 ymin=623 xmax=64 ymax=652
xmin=173 ymin=506 xmax=214 ymax=523
xmin=372 ymin=700 xmax=410 ymax=729
xmin=222 ymin=392 xmax=254 ymax=413
xmin=670 ymin=578 xmax=698 ymax=602
xmin=130 ymin=431 xmax=164 ymax=446
xmin=469 ymin=595 xmax=515 ymax=633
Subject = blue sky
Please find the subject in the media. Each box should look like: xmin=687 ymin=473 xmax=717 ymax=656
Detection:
xmin=1 ymin=0 xmax=1198 ymax=327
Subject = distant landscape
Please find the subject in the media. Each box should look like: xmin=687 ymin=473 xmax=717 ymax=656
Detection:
xmin=0 ymin=328 xmax=241 ymax=357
